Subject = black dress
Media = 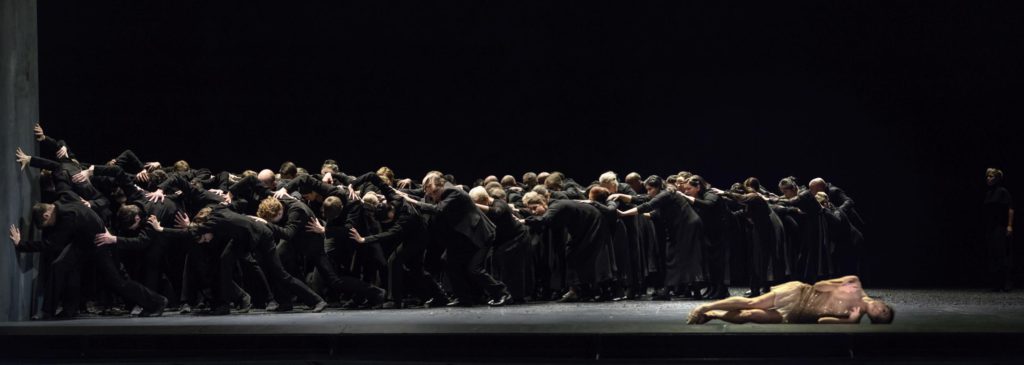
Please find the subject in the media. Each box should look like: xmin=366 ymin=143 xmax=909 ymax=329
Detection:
xmin=983 ymin=185 xmax=1013 ymax=287
xmin=525 ymin=200 xmax=613 ymax=287
xmin=635 ymin=191 xmax=708 ymax=287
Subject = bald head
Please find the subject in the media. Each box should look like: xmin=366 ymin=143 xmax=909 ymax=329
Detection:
xmin=809 ymin=178 xmax=827 ymax=194
xmin=258 ymin=169 xmax=276 ymax=188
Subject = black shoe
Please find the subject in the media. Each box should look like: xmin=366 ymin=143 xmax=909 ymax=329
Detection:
xmin=361 ymin=289 xmax=386 ymax=310
xmin=341 ymin=299 xmax=363 ymax=310
xmin=424 ymin=296 xmax=450 ymax=308
xmin=271 ymin=303 xmax=294 ymax=312
xmin=556 ymin=290 xmax=579 ymax=303
xmin=651 ymin=288 xmax=672 ymax=301
xmin=31 ymin=312 xmax=54 ymax=321
xmin=488 ymin=292 xmax=512 ymax=307
xmin=139 ymin=296 xmax=169 ymax=318
xmin=311 ymin=301 xmax=328 ymax=313
xmin=382 ymin=301 xmax=406 ymax=310
xmin=208 ymin=305 xmax=231 ymax=316
xmin=54 ymin=310 xmax=76 ymax=320
xmin=265 ymin=300 xmax=280 ymax=312
xmin=236 ymin=292 xmax=253 ymax=313
xmin=446 ymin=298 xmax=474 ymax=307
xmin=179 ymin=303 xmax=192 ymax=314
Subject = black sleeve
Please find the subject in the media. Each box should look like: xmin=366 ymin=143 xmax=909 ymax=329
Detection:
xmin=363 ymin=214 xmax=411 ymax=246
xmin=17 ymin=225 xmax=73 ymax=252
xmin=28 ymin=155 xmax=62 ymax=171
xmin=39 ymin=136 xmax=70 ymax=159
xmin=114 ymin=149 xmax=144 ymax=174
xmin=831 ymin=187 xmax=855 ymax=214
xmin=267 ymin=206 xmax=304 ymax=240
xmin=636 ymin=191 xmax=667 ymax=214
xmin=116 ymin=229 xmax=156 ymax=251
xmin=691 ymin=192 xmax=719 ymax=209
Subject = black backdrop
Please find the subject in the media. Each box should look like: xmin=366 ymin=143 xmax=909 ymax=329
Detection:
xmin=36 ymin=1 xmax=1023 ymax=287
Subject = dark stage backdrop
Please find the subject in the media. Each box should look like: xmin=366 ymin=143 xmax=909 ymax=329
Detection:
xmin=34 ymin=2 xmax=1023 ymax=287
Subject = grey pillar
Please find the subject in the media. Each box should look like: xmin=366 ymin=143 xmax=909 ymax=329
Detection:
xmin=1 ymin=0 xmax=40 ymax=321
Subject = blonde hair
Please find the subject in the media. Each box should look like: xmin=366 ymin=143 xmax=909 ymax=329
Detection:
xmin=599 ymin=171 xmax=618 ymax=186
xmin=522 ymin=191 xmax=547 ymax=206
xmin=257 ymin=197 xmax=284 ymax=220
xmin=468 ymin=186 xmax=490 ymax=204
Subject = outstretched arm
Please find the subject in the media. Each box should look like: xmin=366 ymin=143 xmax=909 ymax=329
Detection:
xmin=813 ymin=275 xmax=861 ymax=292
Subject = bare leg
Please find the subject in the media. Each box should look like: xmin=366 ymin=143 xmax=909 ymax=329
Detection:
xmin=688 ymin=292 xmax=776 ymax=324
xmin=700 ymin=292 xmax=776 ymax=311
xmin=706 ymin=309 xmax=783 ymax=324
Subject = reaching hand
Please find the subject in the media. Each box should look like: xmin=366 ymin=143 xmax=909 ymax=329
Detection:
xmin=146 ymin=189 xmax=165 ymax=203
xmin=249 ymin=215 xmax=267 ymax=224
xmin=306 ymin=217 xmax=325 ymax=234
xmin=9 ymin=225 xmax=20 ymax=247
xmin=174 ymin=211 xmax=190 ymax=228
xmin=33 ymin=123 xmax=45 ymax=142
xmin=94 ymin=229 xmax=117 ymax=246
xmin=15 ymin=147 xmax=31 ymax=171
xmin=146 ymin=215 xmax=163 ymax=232
xmin=322 ymin=173 xmax=333 ymax=185
xmin=79 ymin=197 xmax=91 ymax=209
xmin=56 ymin=146 xmax=69 ymax=159
xmin=348 ymin=228 xmax=365 ymax=244
xmin=347 ymin=184 xmax=358 ymax=202
xmin=396 ymin=179 xmax=411 ymax=189
xmin=72 ymin=166 xmax=94 ymax=184
xmin=273 ymin=188 xmax=288 ymax=200
xmin=144 ymin=161 xmax=161 ymax=170
xmin=208 ymin=189 xmax=226 ymax=197
xmin=135 ymin=170 xmax=150 ymax=183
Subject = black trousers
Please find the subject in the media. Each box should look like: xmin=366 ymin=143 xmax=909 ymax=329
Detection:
xmin=94 ymin=245 xmax=165 ymax=311
xmin=388 ymin=239 xmax=444 ymax=302
xmin=445 ymin=237 xmax=506 ymax=303
xmin=278 ymin=237 xmax=379 ymax=299
xmin=41 ymin=244 xmax=80 ymax=316
xmin=491 ymin=235 xmax=530 ymax=300
xmin=218 ymin=236 xmax=322 ymax=308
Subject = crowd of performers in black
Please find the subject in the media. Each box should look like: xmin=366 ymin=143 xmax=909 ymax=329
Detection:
xmin=9 ymin=124 xmax=865 ymax=319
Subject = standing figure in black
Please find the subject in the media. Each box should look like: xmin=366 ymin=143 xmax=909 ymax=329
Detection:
xmin=615 ymin=175 xmax=707 ymax=300
xmin=257 ymin=196 xmax=385 ymax=308
xmin=399 ymin=174 xmax=511 ymax=307
xmin=983 ymin=168 xmax=1014 ymax=292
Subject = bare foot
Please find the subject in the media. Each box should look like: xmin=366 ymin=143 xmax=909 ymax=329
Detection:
xmin=687 ymin=307 xmax=709 ymax=324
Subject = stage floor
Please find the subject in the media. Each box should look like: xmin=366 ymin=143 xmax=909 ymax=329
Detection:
xmin=3 ymin=288 xmax=1024 ymax=334
xmin=3 ymin=288 xmax=1024 ymax=363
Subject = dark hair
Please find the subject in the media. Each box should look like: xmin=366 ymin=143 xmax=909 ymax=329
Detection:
xmin=31 ymin=203 xmax=53 ymax=227
xmin=686 ymin=175 xmax=707 ymax=192
xmin=117 ymin=204 xmax=141 ymax=229
xmin=743 ymin=177 xmax=762 ymax=192
xmin=279 ymin=161 xmax=298 ymax=179
xmin=871 ymin=304 xmax=895 ymax=324
xmin=322 ymin=196 xmax=344 ymax=221
xmin=729 ymin=182 xmax=746 ymax=194
xmin=778 ymin=177 xmax=798 ymax=191
xmin=644 ymin=175 xmax=665 ymax=190
xmin=148 ymin=169 xmax=169 ymax=191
